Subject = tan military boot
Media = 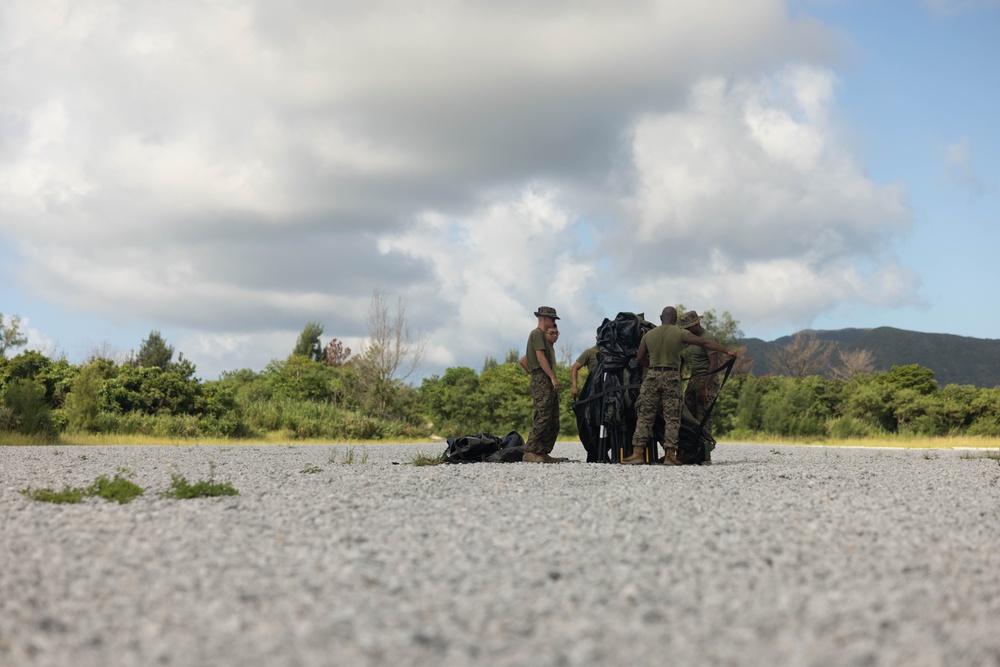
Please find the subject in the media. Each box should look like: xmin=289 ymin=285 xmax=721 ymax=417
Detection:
xmin=621 ymin=448 xmax=646 ymax=465
xmin=661 ymin=450 xmax=683 ymax=466
xmin=523 ymin=451 xmax=560 ymax=463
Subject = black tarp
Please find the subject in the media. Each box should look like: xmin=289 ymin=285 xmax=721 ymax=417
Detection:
xmin=573 ymin=312 xmax=655 ymax=463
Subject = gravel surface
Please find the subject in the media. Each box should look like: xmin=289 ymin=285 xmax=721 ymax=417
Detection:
xmin=2 ymin=442 xmax=999 ymax=667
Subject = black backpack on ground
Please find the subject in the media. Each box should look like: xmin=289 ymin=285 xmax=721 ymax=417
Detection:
xmin=442 ymin=431 xmax=526 ymax=463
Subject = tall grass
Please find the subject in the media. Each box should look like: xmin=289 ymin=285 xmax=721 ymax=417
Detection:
xmin=240 ymin=398 xmax=417 ymax=441
xmin=410 ymin=451 xmax=445 ymax=466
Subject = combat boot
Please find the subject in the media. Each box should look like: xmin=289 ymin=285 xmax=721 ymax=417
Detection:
xmin=661 ymin=451 xmax=683 ymax=466
xmin=523 ymin=451 xmax=558 ymax=463
xmin=621 ymin=448 xmax=646 ymax=465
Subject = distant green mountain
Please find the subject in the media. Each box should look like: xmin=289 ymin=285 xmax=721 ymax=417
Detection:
xmin=741 ymin=327 xmax=1000 ymax=388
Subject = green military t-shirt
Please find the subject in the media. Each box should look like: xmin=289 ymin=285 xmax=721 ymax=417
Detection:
xmin=525 ymin=327 xmax=555 ymax=372
xmin=575 ymin=346 xmax=598 ymax=372
xmin=681 ymin=330 xmax=717 ymax=374
xmin=641 ymin=324 xmax=687 ymax=368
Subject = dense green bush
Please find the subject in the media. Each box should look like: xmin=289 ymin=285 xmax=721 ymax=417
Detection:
xmin=3 ymin=345 xmax=998 ymax=443
xmin=65 ymin=363 xmax=105 ymax=432
xmin=419 ymin=361 xmax=556 ymax=438
xmin=709 ymin=372 xmax=745 ymax=434
xmin=734 ymin=375 xmax=765 ymax=432
xmin=102 ymin=364 xmax=203 ymax=416
xmin=2 ymin=379 xmax=55 ymax=436
xmin=0 ymin=351 xmax=77 ymax=409
xmin=420 ymin=367 xmax=486 ymax=435
xmin=0 ymin=406 xmax=17 ymax=431
xmin=826 ymin=415 xmax=884 ymax=439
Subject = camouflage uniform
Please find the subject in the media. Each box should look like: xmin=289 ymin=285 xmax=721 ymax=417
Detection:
xmin=526 ymin=370 xmax=560 ymax=454
xmin=633 ymin=368 xmax=683 ymax=453
xmin=631 ymin=324 xmax=687 ymax=455
xmin=681 ymin=325 xmax=719 ymax=457
xmin=684 ymin=373 xmax=719 ymax=432
xmin=525 ymin=325 xmax=559 ymax=454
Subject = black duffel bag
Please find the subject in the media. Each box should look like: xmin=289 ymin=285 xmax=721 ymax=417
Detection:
xmin=442 ymin=431 xmax=526 ymax=463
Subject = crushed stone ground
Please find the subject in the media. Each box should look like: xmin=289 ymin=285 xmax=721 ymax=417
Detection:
xmin=2 ymin=442 xmax=999 ymax=667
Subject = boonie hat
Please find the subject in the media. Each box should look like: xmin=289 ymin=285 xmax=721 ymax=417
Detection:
xmin=678 ymin=310 xmax=702 ymax=329
xmin=534 ymin=306 xmax=560 ymax=320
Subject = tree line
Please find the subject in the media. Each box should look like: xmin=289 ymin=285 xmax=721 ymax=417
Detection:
xmin=2 ymin=307 xmax=999 ymax=442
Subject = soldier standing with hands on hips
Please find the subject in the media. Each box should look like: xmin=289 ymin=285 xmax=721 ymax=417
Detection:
xmin=522 ymin=306 xmax=565 ymax=463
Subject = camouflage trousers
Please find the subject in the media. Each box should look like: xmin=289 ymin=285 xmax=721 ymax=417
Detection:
xmin=684 ymin=373 xmax=720 ymax=435
xmin=632 ymin=369 xmax=682 ymax=453
xmin=526 ymin=370 xmax=560 ymax=454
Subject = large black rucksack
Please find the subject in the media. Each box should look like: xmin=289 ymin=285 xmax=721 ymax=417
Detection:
xmin=573 ymin=312 xmax=653 ymax=463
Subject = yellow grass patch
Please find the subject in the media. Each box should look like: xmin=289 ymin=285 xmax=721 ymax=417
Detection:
xmin=719 ymin=434 xmax=1000 ymax=449
xmin=0 ymin=431 xmax=442 ymax=447
xmin=3 ymin=431 xmax=997 ymax=449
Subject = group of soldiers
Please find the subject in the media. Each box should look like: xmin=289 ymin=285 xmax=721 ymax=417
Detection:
xmin=522 ymin=305 xmax=738 ymax=465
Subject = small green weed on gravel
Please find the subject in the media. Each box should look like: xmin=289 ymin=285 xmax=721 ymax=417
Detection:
xmin=162 ymin=474 xmax=238 ymax=499
xmin=22 ymin=472 xmax=144 ymax=505
xmin=88 ymin=474 xmax=144 ymax=504
xmin=922 ymin=452 xmax=939 ymax=460
xmin=301 ymin=465 xmax=323 ymax=474
xmin=410 ymin=452 xmax=445 ymax=466
xmin=21 ymin=485 xmax=87 ymax=504
xmin=328 ymin=447 xmax=369 ymax=464
xmin=959 ymin=451 xmax=1000 ymax=462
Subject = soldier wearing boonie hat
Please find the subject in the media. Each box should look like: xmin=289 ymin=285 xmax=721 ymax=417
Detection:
xmin=678 ymin=310 xmax=703 ymax=329
xmin=522 ymin=306 xmax=564 ymax=463
xmin=679 ymin=310 xmax=721 ymax=463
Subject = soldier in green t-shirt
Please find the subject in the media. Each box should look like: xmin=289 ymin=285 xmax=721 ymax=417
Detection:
xmin=624 ymin=306 xmax=736 ymax=465
xmin=571 ymin=341 xmax=599 ymax=400
xmin=522 ymin=306 xmax=563 ymax=463
xmin=519 ymin=324 xmax=560 ymax=372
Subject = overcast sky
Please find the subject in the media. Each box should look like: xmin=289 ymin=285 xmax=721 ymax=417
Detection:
xmin=2 ymin=0 xmax=998 ymax=380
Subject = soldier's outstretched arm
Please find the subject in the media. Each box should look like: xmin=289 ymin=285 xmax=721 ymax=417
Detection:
xmin=683 ymin=332 xmax=736 ymax=358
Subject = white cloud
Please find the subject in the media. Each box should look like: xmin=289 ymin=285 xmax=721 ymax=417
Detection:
xmin=616 ymin=65 xmax=916 ymax=334
xmin=378 ymin=187 xmax=595 ymax=367
xmin=16 ymin=317 xmax=56 ymax=357
xmin=0 ymin=0 xmax=917 ymax=376
xmin=943 ymin=137 xmax=987 ymax=196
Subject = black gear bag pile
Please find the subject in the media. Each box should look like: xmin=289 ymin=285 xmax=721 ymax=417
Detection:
xmin=572 ymin=312 xmax=734 ymax=464
xmin=442 ymin=431 xmax=526 ymax=463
